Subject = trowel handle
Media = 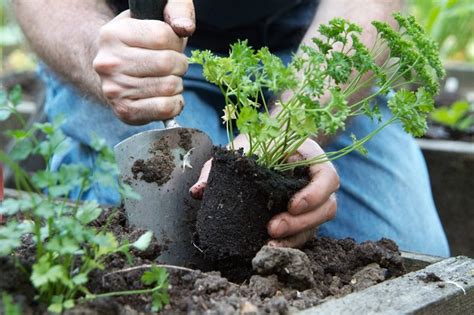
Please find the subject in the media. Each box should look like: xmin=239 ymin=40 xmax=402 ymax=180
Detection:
xmin=128 ymin=0 xmax=181 ymax=129
xmin=129 ymin=0 xmax=166 ymax=20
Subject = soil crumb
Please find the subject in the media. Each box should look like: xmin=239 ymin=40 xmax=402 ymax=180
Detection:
xmin=418 ymin=272 xmax=442 ymax=283
xmin=178 ymin=129 xmax=193 ymax=151
xmin=131 ymin=137 xmax=174 ymax=186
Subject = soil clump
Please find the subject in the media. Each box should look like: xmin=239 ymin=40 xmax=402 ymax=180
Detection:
xmin=196 ymin=148 xmax=309 ymax=274
xmin=131 ymin=137 xmax=174 ymax=186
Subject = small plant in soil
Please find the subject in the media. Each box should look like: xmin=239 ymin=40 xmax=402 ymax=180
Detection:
xmin=190 ymin=14 xmax=445 ymax=266
xmin=430 ymin=100 xmax=473 ymax=133
xmin=0 ymin=87 xmax=169 ymax=313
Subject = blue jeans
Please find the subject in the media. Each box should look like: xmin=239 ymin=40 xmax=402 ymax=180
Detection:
xmin=39 ymin=49 xmax=450 ymax=257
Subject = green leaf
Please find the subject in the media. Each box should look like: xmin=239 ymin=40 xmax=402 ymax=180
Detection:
xmin=5 ymin=129 xmax=30 ymax=140
xmin=76 ymin=201 xmax=102 ymax=224
xmin=72 ymin=273 xmax=88 ymax=285
xmin=326 ymin=51 xmax=353 ymax=84
xmin=93 ymin=232 xmax=119 ymax=257
xmin=31 ymin=256 xmax=67 ymax=288
xmin=47 ymin=303 xmax=63 ymax=314
xmin=131 ymin=231 xmax=153 ymax=251
xmin=46 ymin=236 xmax=80 ymax=255
xmin=0 ymin=220 xmax=33 ymax=256
xmin=0 ymin=199 xmax=23 ymax=216
xmin=431 ymin=100 xmax=471 ymax=130
xmin=141 ymin=266 xmax=169 ymax=287
xmin=63 ymin=299 xmax=75 ymax=309
xmin=33 ymin=122 xmax=55 ymax=135
xmin=0 ymin=108 xmax=12 ymax=121
xmin=32 ymin=170 xmax=58 ymax=189
xmin=236 ymin=106 xmax=258 ymax=134
xmin=8 ymin=85 xmax=23 ymax=106
xmin=9 ymin=139 xmax=34 ymax=161
xmin=141 ymin=266 xmax=170 ymax=311
xmin=2 ymin=293 xmax=22 ymax=315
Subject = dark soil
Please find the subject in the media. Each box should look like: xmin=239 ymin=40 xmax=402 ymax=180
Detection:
xmin=130 ymin=129 xmax=196 ymax=186
xmin=131 ymin=137 xmax=174 ymax=186
xmin=196 ymin=148 xmax=309 ymax=273
xmin=85 ymin=236 xmax=405 ymax=314
xmin=424 ymin=122 xmax=473 ymax=142
xmin=418 ymin=272 xmax=442 ymax=283
xmin=0 ymin=207 xmax=406 ymax=314
xmin=177 ymin=129 xmax=193 ymax=152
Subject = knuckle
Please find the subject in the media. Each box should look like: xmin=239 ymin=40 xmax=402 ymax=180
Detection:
xmin=333 ymin=172 xmax=341 ymax=191
xmin=93 ymin=56 xmax=121 ymax=75
xmin=326 ymin=195 xmax=337 ymax=220
xmin=113 ymin=102 xmax=136 ymax=122
xmin=157 ymin=100 xmax=177 ymax=118
xmin=159 ymin=77 xmax=180 ymax=95
xmin=102 ymin=82 xmax=123 ymax=99
xmin=98 ymin=24 xmax=117 ymax=43
xmin=158 ymin=52 xmax=175 ymax=74
xmin=154 ymin=25 xmax=170 ymax=47
xmin=179 ymin=54 xmax=189 ymax=73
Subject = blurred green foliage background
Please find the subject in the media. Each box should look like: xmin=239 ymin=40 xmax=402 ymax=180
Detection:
xmin=408 ymin=0 xmax=474 ymax=62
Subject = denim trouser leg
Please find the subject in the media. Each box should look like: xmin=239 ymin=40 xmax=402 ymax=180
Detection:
xmin=39 ymin=61 xmax=450 ymax=257
xmin=319 ymin=98 xmax=450 ymax=257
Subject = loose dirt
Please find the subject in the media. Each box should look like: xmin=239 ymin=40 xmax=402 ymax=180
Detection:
xmin=0 ymin=207 xmax=405 ymax=314
xmin=131 ymin=137 xmax=174 ymax=186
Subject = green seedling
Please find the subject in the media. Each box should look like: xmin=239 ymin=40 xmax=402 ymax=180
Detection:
xmin=431 ymin=100 xmax=473 ymax=131
xmin=0 ymin=87 xmax=169 ymax=313
xmin=190 ymin=13 xmax=444 ymax=171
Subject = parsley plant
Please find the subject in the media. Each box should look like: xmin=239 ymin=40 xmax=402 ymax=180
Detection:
xmin=0 ymin=87 xmax=169 ymax=313
xmin=190 ymin=13 xmax=445 ymax=171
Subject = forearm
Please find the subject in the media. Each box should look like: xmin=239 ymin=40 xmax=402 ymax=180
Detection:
xmin=13 ymin=0 xmax=114 ymax=101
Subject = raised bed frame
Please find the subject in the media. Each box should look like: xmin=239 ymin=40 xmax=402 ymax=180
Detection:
xmin=417 ymin=138 xmax=474 ymax=259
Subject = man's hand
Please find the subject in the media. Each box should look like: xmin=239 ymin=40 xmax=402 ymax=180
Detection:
xmin=190 ymin=138 xmax=339 ymax=248
xmin=93 ymin=0 xmax=195 ymax=125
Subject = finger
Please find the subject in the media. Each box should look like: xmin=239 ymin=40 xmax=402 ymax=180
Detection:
xmin=268 ymin=229 xmax=315 ymax=248
xmin=103 ymin=16 xmax=185 ymax=51
xmin=112 ymin=94 xmax=184 ymax=125
xmin=288 ymin=162 xmax=339 ymax=215
xmin=112 ymin=75 xmax=184 ymax=99
xmin=268 ymin=194 xmax=337 ymax=239
xmin=119 ymin=48 xmax=188 ymax=77
xmin=165 ymin=0 xmax=196 ymax=37
xmin=189 ymin=159 xmax=213 ymax=199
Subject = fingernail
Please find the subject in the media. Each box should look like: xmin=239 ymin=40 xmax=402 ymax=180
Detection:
xmin=293 ymin=199 xmax=309 ymax=214
xmin=267 ymin=240 xmax=279 ymax=247
xmin=171 ymin=17 xmax=194 ymax=29
xmin=272 ymin=219 xmax=289 ymax=237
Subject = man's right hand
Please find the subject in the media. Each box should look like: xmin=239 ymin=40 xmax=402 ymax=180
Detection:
xmin=93 ymin=0 xmax=195 ymax=125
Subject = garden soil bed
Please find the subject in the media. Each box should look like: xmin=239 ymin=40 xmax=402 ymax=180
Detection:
xmin=0 ymin=207 xmax=406 ymax=314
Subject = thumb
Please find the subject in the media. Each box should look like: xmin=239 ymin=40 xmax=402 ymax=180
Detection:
xmin=189 ymin=158 xmax=212 ymax=200
xmin=164 ymin=0 xmax=195 ymax=37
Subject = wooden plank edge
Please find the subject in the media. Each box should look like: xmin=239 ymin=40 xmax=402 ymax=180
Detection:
xmin=401 ymin=250 xmax=444 ymax=272
xmin=297 ymin=256 xmax=474 ymax=315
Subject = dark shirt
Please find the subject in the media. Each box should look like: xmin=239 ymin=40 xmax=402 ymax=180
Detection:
xmin=107 ymin=0 xmax=318 ymax=52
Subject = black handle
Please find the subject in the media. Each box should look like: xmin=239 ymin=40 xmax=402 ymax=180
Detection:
xmin=129 ymin=0 xmax=167 ymax=20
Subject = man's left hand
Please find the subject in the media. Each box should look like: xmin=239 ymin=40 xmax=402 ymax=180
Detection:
xmin=190 ymin=138 xmax=339 ymax=248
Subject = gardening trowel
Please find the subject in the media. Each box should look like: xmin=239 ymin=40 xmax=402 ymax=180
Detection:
xmin=114 ymin=0 xmax=213 ymax=267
